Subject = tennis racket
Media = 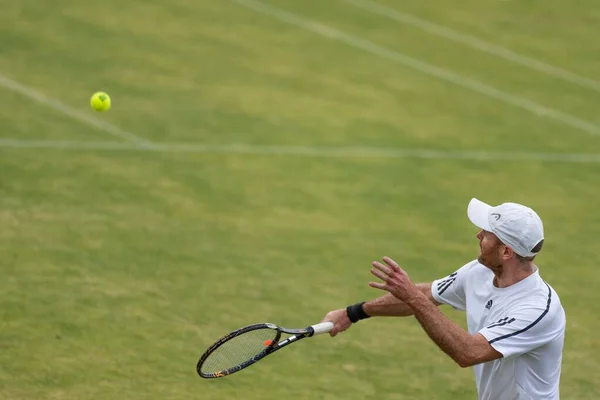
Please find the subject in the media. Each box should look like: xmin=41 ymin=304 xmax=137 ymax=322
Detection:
xmin=196 ymin=321 xmax=334 ymax=379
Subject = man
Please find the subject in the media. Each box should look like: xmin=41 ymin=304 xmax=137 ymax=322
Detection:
xmin=322 ymin=198 xmax=566 ymax=400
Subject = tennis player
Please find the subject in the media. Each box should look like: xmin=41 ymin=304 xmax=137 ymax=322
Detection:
xmin=322 ymin=198 xmax=566 ymax=400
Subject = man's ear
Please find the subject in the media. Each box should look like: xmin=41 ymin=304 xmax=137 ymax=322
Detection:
xmin=501 ymin=245 xmax=514 ymax=260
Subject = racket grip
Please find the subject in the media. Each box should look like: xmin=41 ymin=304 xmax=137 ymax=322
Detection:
xmin=310 ymin=322 xmax=334 ymax=336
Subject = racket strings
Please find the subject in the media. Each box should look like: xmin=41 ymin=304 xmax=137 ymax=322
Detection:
xmin=200 ymin=328 xmax=278 ymax=373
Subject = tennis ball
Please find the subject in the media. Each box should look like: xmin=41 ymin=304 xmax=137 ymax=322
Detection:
xmin=90 ymin=91 xmax=111 ymax=112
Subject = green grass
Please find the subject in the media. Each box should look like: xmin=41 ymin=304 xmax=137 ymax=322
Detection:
xmin=2 ymin=1 xmax=600 ymax=399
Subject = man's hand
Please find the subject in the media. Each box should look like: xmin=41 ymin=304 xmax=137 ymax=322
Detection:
xmin=369 ymin=256 xmax=420 ymax=303
xmin=321 ymin=308 xmax=352 ymax=337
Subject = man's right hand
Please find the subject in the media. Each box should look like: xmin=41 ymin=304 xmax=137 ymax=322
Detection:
xmin=321 ymin=308 xmax=353 ymax=337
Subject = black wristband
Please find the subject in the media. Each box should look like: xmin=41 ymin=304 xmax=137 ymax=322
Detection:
xmin=346 ymin=302 xmax=371 ymax=323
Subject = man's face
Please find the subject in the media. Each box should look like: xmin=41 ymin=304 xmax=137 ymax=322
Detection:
xmin=476 ymin=230 xmax=504 ymax=269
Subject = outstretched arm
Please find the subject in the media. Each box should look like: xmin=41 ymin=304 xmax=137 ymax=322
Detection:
xmin=406 ymin=288 xmax=502 ymax=367
xmin=363 ymin=283 xmax=441 ymax=317
xmin=321 ymin=283 xmax=441 ymax=337
xmin=371 ymin=257 xmax=502 ymax=368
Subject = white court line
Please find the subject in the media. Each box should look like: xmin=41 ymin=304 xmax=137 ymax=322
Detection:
xmin=0 ymin=73 xmax=153 ymax=146
xmin=343 ymin=0 xmax=600 ymax=93
xmin=233 ymin=0 xmax=600 ymax=137
xmin=0 ymin=139 xmax=146 ymax=151
xmin=2 ymin=139 xmax=600 ymax=164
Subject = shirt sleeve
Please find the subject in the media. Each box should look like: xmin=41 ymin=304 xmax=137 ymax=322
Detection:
xmin=431 ymin=260 xmax=476 ymax=311
xmin=478 ymin=289 xmax=564 ymax=358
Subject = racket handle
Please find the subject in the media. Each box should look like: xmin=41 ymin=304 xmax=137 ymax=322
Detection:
xmin=310 ymin=321 xmax=334 ymax=336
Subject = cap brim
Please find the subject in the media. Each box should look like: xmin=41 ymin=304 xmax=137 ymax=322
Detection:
xmin=468 ymin=198 xmax=492 ymax=231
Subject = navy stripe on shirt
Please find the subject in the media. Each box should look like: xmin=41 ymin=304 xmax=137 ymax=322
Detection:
xmin=437 ymin=272 xmax=458 ymax=295
xmin=488 ymin=282 xmax=552 ymax=345
xmin=487 ymin=317 xmax=516 ymax=329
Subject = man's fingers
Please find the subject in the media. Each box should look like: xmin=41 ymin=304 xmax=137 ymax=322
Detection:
xmin=372 ymin=260 xmax=392 ymax=275
xmin=383 ymin=256 xmax=402 ymax=272
xmin=331 ymin=323 xmax=348 ymax=337
xmin=370 ymin=267 xmax=389 ymax=282
xmin=369 ymin=281 xmax=388 ymax=290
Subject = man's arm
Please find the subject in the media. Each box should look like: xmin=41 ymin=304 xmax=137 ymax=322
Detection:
xmin=364 ymin=283 xmax=441 ymax=317
xmin=406 ymin=289 xmax=502 ymax=367
xmin=322 ymin=283 xmax=441 ymax=336
xmin=370 ymin=257 xmax=502 ymax=368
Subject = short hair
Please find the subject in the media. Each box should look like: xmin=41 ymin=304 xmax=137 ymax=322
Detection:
xmin=515 ymin=239 xmax=544 ymax=262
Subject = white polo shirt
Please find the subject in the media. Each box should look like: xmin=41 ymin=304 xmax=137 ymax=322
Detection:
xmin=432 ymin=260 xmax=566 ymax=400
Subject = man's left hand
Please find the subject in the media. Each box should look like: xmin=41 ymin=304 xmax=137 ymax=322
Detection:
xmin=370 ymin=256 xmax=420 ymax=304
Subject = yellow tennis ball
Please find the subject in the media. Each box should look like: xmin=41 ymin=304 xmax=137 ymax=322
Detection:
xmin=90 ymin=91 xmax=111 ymax=112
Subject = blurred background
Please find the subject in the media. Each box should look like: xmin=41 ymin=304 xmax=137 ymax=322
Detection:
xmin=1 ymin=1 xmax=600 ymax=399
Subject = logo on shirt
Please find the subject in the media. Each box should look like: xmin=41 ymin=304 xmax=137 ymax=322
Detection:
xmin=485 ymin=299 xmax=493 ymax=310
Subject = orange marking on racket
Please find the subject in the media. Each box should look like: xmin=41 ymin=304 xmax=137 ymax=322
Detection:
xmin=264 ymin=340 xmax=274 ymax=346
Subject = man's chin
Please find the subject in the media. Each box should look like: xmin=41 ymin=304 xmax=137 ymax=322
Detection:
xmin=478 ymin=255 xmax=489 ymax=267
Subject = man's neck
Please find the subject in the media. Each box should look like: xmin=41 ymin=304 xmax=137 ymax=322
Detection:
xmin=492 ymin=263 xmax=537 ymax=288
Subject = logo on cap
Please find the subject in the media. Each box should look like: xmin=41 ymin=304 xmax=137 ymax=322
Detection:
xmin=491 ymin=213 xmax=501 ymax=221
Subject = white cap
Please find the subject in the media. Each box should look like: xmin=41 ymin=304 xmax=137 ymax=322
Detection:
xmin=467 ymin=198 xmax=544 ymax=257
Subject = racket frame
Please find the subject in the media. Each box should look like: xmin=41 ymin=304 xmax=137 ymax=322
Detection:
xmin=197 ymin=322 xmax=332 ymax=378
